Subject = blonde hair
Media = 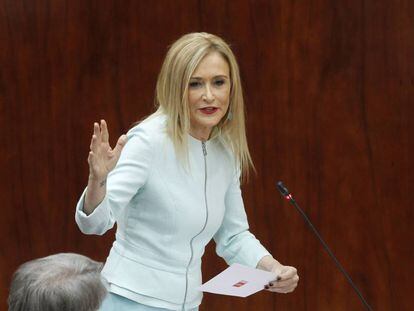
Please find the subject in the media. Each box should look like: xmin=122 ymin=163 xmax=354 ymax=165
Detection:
xmin=151 ymin=32 xmax=254 ymax=181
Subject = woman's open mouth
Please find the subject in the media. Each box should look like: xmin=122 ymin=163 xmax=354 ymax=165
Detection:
xmin=199 ymin=107 xmax=218 ymax=115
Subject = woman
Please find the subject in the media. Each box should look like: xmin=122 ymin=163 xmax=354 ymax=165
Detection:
xmin=75 ymin=32 xmax=299 ymax=311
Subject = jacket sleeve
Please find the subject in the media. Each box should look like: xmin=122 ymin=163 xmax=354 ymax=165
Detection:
xmin=75 ymin=126 xmax=154 ymax=235
xmin=213 ymin=169 xmax=271 ymax=267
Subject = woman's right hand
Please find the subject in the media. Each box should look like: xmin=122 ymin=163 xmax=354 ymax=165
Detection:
xmin=84 ymin=120 xmax=127 ymax=215
xmin=88 ymin=120 xmax=128 ymax=182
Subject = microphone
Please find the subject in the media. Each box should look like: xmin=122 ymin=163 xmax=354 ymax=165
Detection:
xmin=276 ymin=181 xmax=372 ymax=311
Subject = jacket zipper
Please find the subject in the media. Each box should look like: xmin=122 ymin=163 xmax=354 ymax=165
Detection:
xmin=182 ymin=141 xmax=209 ymax=310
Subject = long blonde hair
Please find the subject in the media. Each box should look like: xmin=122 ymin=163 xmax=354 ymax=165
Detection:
xmin=152 ymin=32 xmax=254 ymax=181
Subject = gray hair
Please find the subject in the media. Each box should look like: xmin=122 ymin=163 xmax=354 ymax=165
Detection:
xmin=8 ymin=253 xmax=107 ymax=311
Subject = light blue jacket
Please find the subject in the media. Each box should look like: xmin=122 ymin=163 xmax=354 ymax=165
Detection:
xmin=75 ymin=114 xmax=270 ymax=310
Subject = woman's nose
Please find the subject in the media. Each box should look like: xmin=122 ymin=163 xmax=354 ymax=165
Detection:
xmin=203 ymin=85 xmax=215 ymax=102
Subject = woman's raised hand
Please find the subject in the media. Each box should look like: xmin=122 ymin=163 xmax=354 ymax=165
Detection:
xmin=88 ymin=120 xmax=127 ymax=183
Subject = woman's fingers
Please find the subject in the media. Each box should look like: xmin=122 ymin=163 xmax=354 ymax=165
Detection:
xmin=266 ymin=280 xmax=298 ymax=293
xmin=90 ymin=122 xmax=101 ymax=152
xmin=269 ymin=266 xmax=297 ymax=284
xmin=90 ymin=135 xmax=98 ymax=153
xmin=266 ymin=266 xmax=299 ymax=293
xmin=270 ymin=278 xmax=296 ymax=288
xmin=112 ymin=134 xmax=128 ymax=156
xmin=90 ymin=120 xmax=111 ymax=152
xmin=266 ymin=286 xmax=296 ymax=293
xmin=280 ymin=266 xmax=297 ymax=280
xmin=87 ymin=151 xmax=93 ymax=165
xmin=88 ymin=120 xmax=126 ymax=178
xmin=101 ymin=119 xmax=109 ymax=143
xmin=93 ymin=122 xmax=101 ymax=141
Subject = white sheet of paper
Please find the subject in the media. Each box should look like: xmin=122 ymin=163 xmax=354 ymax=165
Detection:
xmin=198 ymin=263 xmax=277 ymax=297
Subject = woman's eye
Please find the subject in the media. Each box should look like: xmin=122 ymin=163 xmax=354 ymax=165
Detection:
xmin=214 ymin=79 xmax=225 ymax=86
xmin=189 ymin=81 xmax=202 ymax=88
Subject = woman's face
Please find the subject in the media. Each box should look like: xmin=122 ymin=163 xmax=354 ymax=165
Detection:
xmin=188 ymin=51 xmax=230 ymax=140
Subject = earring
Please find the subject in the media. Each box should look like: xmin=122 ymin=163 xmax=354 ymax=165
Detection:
xmin=227 ymin=111 xmax=233 ymax=121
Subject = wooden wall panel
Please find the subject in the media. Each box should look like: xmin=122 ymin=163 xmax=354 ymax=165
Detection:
xmin=0 ymin=1 xmax=412 ymax=310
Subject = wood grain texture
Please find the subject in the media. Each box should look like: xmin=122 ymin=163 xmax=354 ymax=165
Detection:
xmin=0 ymin=1 xmax=412 ymax=310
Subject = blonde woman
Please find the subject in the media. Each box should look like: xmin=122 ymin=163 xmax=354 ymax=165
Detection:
xmin=75 ymin=32 xmax=299 ymax=311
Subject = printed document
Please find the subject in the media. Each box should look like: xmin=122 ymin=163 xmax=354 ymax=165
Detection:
xmin=198 ymin=263 xmax=277 ymax=297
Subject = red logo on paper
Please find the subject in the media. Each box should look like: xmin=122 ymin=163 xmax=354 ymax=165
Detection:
xmin=233 ymin=280 xmax=248 ymax=287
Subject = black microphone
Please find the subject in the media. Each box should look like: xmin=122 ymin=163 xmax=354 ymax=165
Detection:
xmin=276 ymin=181 xmax=372 ymax=311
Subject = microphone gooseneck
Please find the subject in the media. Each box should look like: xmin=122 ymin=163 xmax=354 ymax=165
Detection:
xmin=276 ymin=181 xmax=372 ymax=311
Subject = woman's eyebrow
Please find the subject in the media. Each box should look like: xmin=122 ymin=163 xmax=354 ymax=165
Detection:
xmin=190 ymin=75 xmax=229 ymax=80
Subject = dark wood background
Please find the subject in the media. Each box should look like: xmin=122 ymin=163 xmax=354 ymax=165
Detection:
xmin=1 ymin=1 xmax=412 ymax=310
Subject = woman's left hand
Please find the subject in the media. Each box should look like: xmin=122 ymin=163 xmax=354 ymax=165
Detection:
xmin=265 ymin=264 xmax=299 ymax=293
xmin=257 ymin=255 xmax=299 ymax=293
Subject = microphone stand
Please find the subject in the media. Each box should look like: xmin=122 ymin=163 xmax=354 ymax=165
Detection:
xmin=276 ymin=181 xmax=372 ymax=311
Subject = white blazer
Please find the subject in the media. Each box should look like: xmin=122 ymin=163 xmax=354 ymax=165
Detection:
xmin=75 ymin=114 xmax=270 ymax=310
